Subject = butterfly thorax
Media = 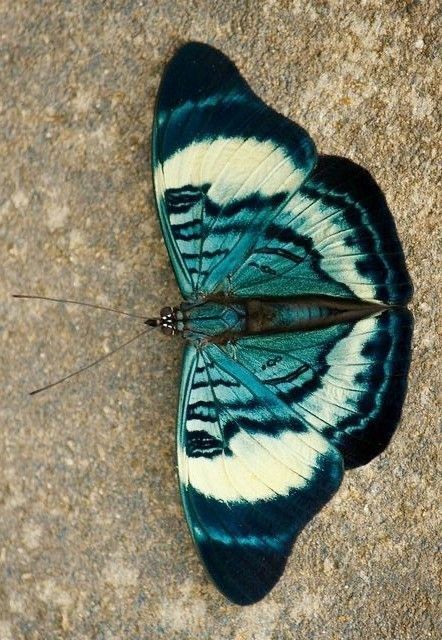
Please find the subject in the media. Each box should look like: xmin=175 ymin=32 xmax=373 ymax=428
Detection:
xmin=157 ymin=297 xmax=383 ymax=342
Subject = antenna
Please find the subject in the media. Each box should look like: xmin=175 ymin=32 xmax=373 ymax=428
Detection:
xmin=13 ymin=293 xmax=162 ymax=395
xmin=13 ymin=294 xmax=148 ymax=321
xmin=29 ymin=326 xmax=155 ymax=396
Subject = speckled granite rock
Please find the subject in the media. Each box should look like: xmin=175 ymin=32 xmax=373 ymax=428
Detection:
xmin=1 ymin=1 xmax=440 ymax=638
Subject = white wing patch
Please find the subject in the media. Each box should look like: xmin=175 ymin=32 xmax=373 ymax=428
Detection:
xmin=296 ymin=314 xmax=382 ymax=429
xmin=284 ymin=195 xmax=379 ymax=301
xmin=179 ymin=428 xmax=329 ymax=503
xmin=155 ymin=138 xmax=305 ymax=206
xmin=177 ymin=344 xmax=341 ymax=504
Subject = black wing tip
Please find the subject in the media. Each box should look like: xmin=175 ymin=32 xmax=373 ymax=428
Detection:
xmin=184 ymin=444 xmax=343 ymax=605
xmin=199 ymin=539 xmax=288 ymax=606
xmin=157 ymin=41 xmax=239 ymax=112
xmin=173 ymin=41 xmax=224 ymax=57
xmin=307 ymin=154 xmax=413 ymax=306
xmin=171 ymin=41 xmax=237 ymax=69
xmin=341 ymin=308 xmax=414 ymax=469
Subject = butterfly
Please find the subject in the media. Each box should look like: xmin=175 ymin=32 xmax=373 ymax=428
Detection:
xmin=151 ymin=42 xmax=413 ymax=605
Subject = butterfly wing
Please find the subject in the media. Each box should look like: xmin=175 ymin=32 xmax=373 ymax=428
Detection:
xmin=152 ymin=41 xmax=316 ymax=298
xmin=222 ymin=308 xmax=413 ymax=469
xmin=177 ymin=344 xmax=343 ymax=605
xmin=218 ymin=154 xmax=413 ymax=305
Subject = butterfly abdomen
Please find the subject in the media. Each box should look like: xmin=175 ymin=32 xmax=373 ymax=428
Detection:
xmin=246 ymin=297 xmax=386 ymax=333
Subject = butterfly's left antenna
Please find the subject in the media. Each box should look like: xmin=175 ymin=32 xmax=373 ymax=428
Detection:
xmin=13 ymin=293 xmax=162 ymax=395
xmin=12 ymin=294 xmax=149 ymax=320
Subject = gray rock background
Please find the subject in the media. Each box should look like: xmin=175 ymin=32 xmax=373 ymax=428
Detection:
xmin=1 ymin=1 xmax=440 ymax=638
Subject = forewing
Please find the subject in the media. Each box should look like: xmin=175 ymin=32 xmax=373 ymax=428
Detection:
xmin=223 ymin=308 xmax=413 ymax=469
xmin=177 ymin=344 xmax=343 ymax=605
xmin=152 ymin=42 xmax=316 ymax=298
xmin=223 ymin=155 xmax=413 ymax=305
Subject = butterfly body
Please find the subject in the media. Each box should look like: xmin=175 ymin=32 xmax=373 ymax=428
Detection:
xmin=160 ymin=295 xmax=385 ymax=342
xmin=151 ymin=42 xmax=413 ymax=605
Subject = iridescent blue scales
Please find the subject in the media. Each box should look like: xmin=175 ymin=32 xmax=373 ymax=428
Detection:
xmin=151 ymin=42 xmax=413 ymax=605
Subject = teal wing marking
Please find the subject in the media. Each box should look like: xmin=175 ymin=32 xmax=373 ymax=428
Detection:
xmin=223 ymin=308 xmax=413 ymax=468
xmin=221 ymin=155 xmax=413 ymax=305
xmin=177 ymin=344 xmax=343 ymax=605
xmin=152 ymin=42 xmax=316 ymax=298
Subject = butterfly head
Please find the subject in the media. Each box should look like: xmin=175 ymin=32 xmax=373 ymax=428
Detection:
xmin=145 ymin=306 xmax=179 ymax=336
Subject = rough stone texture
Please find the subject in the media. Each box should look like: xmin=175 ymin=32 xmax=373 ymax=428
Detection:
xmin=1 ymin=1 xmax=440 ymax=638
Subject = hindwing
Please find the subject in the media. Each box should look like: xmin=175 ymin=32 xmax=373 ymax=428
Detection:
xmin=222 ymin=308 xmax=413 ymax=468
xmin=224 ymin=156 xmax=413 ymax=305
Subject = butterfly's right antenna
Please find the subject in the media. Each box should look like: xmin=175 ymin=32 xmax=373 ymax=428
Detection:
xmin=28 ymin=326 xmax=155 ymax=396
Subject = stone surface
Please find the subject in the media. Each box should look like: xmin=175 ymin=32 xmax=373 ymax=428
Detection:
xmin=1 ymin=1 xmax=440 ymax=638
